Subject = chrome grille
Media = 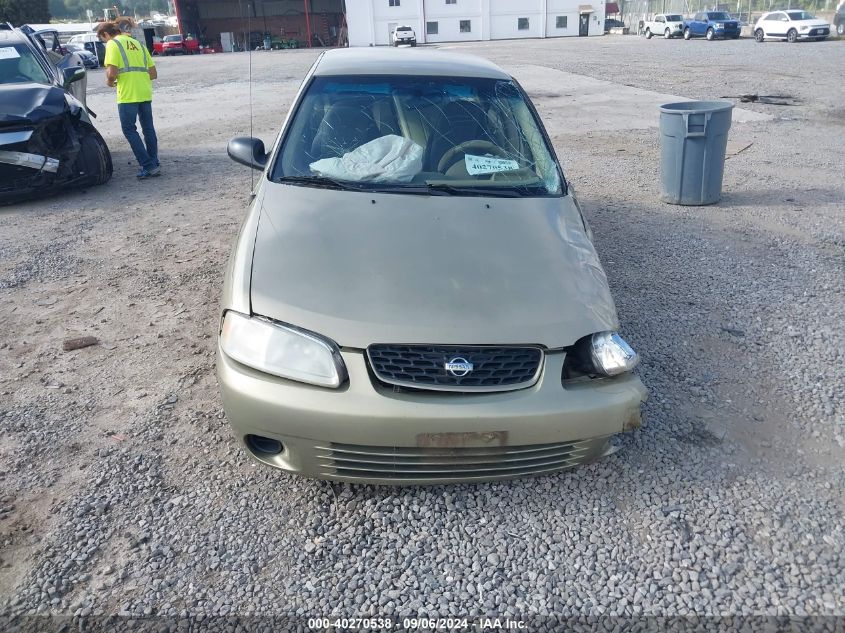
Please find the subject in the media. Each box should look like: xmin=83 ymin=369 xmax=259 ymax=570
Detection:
xmin=315 ymin=439 xmax=602 ymax=482
xmin=367 ymin=345 xmax=543 ymax=392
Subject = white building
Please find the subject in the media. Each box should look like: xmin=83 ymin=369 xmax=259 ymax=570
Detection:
xmin=346 ymin=0 xmax=607 ymax=47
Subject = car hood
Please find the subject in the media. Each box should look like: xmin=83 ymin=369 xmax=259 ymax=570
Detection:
xmin=249 ymin=184 xmax=619 ymax=349
xmin=0 ymin=82 xmax=67 ymax=125
xmin=797 ymin=19 xmax=829 ymax=27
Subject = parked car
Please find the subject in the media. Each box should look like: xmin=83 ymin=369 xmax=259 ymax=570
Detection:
xmin=67 ymin=32 xmax=98 ymax=47
xmin=161 ymin=34 xmax=199 ymax=55
xmin=753 ymin=11 xmax=830 ymax=42
xmin=64 ymin=42 xmax=99 ymax=69
xmin=218 ymin=49 xmax=648 ymax=484
xmin=0 ymin=24 xmax=112 ymax=204
xmin=836 ymin=5 xmax=845 ymax=35
xmin=642 ymin=14 xmax=684 ymax=38
xmin=67 ymin=32 xmax=105 ymax=65
xmin=683 ymin=12 xmax=740 ymax=40
xmin=604 ymin=18 xmax=625 ymax=32
xmin=391 ymin=25 xmax=416 ymax=46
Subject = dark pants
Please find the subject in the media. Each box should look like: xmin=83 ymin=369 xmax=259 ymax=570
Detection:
xmin=118 ymin=101 xmax=158 ymax=171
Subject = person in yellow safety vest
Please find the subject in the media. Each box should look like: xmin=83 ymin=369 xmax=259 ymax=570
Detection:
xmin=96 ymin=22 xmax=160 ymax=179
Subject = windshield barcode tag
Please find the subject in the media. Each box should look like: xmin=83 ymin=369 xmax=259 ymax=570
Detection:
xmin=0 ymin=47 xmax=21 ymax=60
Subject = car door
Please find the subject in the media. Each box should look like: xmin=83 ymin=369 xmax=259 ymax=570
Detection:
xmin=33 ymin=30 xmax=87 ymax=103
xmin=692 ymin=13 xmax=704 ymax=35
xmin=769 ymin=12 xmax=788 ymax=36
xmin=759 ymin=14 xmax=773 ymax=36
xmin=655 ymin=15 xmax=665 ymax=32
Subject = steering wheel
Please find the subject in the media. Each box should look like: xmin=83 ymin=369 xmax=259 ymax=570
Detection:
xmin=437 ymin=140 xmax=509 ymax=174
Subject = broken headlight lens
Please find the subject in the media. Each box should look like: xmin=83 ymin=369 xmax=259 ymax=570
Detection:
xmin=220 ymin=311 xmax=347 ymax=388
xmin=564 ymin=331 xmax=639 ymax=378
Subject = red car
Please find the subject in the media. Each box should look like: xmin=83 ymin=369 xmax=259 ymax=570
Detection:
xmin=160 ymin=34 xmax=199 ymax=55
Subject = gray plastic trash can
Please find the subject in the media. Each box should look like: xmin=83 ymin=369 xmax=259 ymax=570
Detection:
xmin=659 ymin=101 xmax=734 ymax=206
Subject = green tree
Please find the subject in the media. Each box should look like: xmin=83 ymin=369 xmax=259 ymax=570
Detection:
xmin=48 ymin=0 xmax=73 ymax=19
xmin=0 ymin=0 xmax=51 ymax=24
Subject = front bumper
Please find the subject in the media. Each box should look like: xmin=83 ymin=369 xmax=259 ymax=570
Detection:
xmin=0 ymin=124 xmax=64 ymax=202
xmin=217 ymin=346 xmax=648 ymax=485
xmin=798 ymin=28 xmax=829 ymax=38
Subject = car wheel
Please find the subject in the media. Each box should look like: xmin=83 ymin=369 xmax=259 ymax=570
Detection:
xmin=645 ymin=28 xmax=652 ymax=39
xmin=755 ymin=29 xmax=765 ymax=42
xmin=683 ymin=28 xmax=691 ymax=40
xmin=787 ymin=28 xmax=797 ymax=42
xmin=706 ymin=28 xmax=715 ymax=40
xmin=76 ymin=128 xmax=113 ymax=187
xmin=664 ymin=28 xmax=672 ymax=39
xmin=837 ymin=23 xmax=845 ymax=36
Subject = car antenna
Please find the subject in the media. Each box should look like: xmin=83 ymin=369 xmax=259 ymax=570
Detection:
xmin=238 ymin=0 xmax=255 ymax=192
xmin=248 ymin=0 xmax=254 ymax=191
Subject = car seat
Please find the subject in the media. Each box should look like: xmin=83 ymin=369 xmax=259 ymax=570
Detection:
xmin=423 ymin=100 xmax=497 ymax=172
xmin=310 ymin=99 xmax=382 ymax=160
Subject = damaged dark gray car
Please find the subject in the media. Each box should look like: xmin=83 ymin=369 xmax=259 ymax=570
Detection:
xmin=0 ymin=24 xmax=112 ymax=204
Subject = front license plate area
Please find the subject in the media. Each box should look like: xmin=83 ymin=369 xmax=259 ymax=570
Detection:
xmin=416 ymin=431 xmax=508 ymax=449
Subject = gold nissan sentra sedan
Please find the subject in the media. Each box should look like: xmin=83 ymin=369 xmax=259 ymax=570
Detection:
xmin=217 ymin=48 xmax=648 ymax=485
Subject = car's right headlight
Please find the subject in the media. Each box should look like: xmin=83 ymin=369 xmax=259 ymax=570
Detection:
xmin=563 ymin=331 xmax=640 ymax=379
xmin=220 ymin=311 xmax=347 ymax=388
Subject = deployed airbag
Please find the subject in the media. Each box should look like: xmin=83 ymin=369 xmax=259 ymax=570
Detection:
xmin=310 ymin=134 xmax=423 ymax=183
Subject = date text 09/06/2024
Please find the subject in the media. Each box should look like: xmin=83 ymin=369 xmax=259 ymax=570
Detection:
xmin=307 ymin=617 xmax=528 ymax=630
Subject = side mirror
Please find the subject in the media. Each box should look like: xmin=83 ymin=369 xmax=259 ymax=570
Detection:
xmin=63 ymin=66 xmax=85 ymax=87
xmin=228 ymin=136 xmax=268 ymax=170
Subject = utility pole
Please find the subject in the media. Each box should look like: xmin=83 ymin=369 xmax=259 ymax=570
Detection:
xmin=304 ymin=0 xmax=312 ymax=47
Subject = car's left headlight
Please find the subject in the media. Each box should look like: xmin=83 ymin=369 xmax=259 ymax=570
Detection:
xmin=220 ymin=311 xmax=347 ymax=388
xmin=563 ymin=331 xmax=640 ymax=379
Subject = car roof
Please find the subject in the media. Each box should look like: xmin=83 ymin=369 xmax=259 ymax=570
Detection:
xmin=0 ymin=28 xmax=28 ymax=44
xmin=313 ymin=48 xmax=511 ymax=80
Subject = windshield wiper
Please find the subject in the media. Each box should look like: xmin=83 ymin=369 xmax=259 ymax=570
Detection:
xmin=276 ymin=175 xmax=371 ymax=191
xmin=277 ymin=176 xmax=442 ymax=195
xmin=423 ymin=183 xmax=530 ymax=198
xmin=276 ymin=176 xmax=541 ymax=198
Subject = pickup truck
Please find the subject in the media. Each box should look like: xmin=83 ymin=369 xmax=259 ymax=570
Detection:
xmin=683 ymin=12 xmax=741 ymax=40
xmin=642 ymin=14 xmax=685 ymax=38
xmin=392 ymin=26 xmax=416 ymax=46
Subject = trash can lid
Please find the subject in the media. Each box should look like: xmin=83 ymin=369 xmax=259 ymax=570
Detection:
xmin=660 ymin=101 xmax=734 ymax=114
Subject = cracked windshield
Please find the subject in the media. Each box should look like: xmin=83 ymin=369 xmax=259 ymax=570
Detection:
xmin=0 ymin=44 xmax=50 ymax=85
xmin=273 ymin=74 xmax=563 ymax=196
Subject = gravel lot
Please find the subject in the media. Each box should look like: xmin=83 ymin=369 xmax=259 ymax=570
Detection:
xmin=1 ymin=35 xmax=843 ymax=624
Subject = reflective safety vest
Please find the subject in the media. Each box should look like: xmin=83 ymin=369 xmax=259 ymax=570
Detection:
xmin=105 ymin=34 xmax=154 ymax=104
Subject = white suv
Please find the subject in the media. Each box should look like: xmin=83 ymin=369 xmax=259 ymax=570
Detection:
xmin=643 ymin=14 xmax=685 ymax=38
xmin=392 ymin=26 xmax=416 ymax=46
xmin=753 ymin=10 xmax=830 ymax=42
